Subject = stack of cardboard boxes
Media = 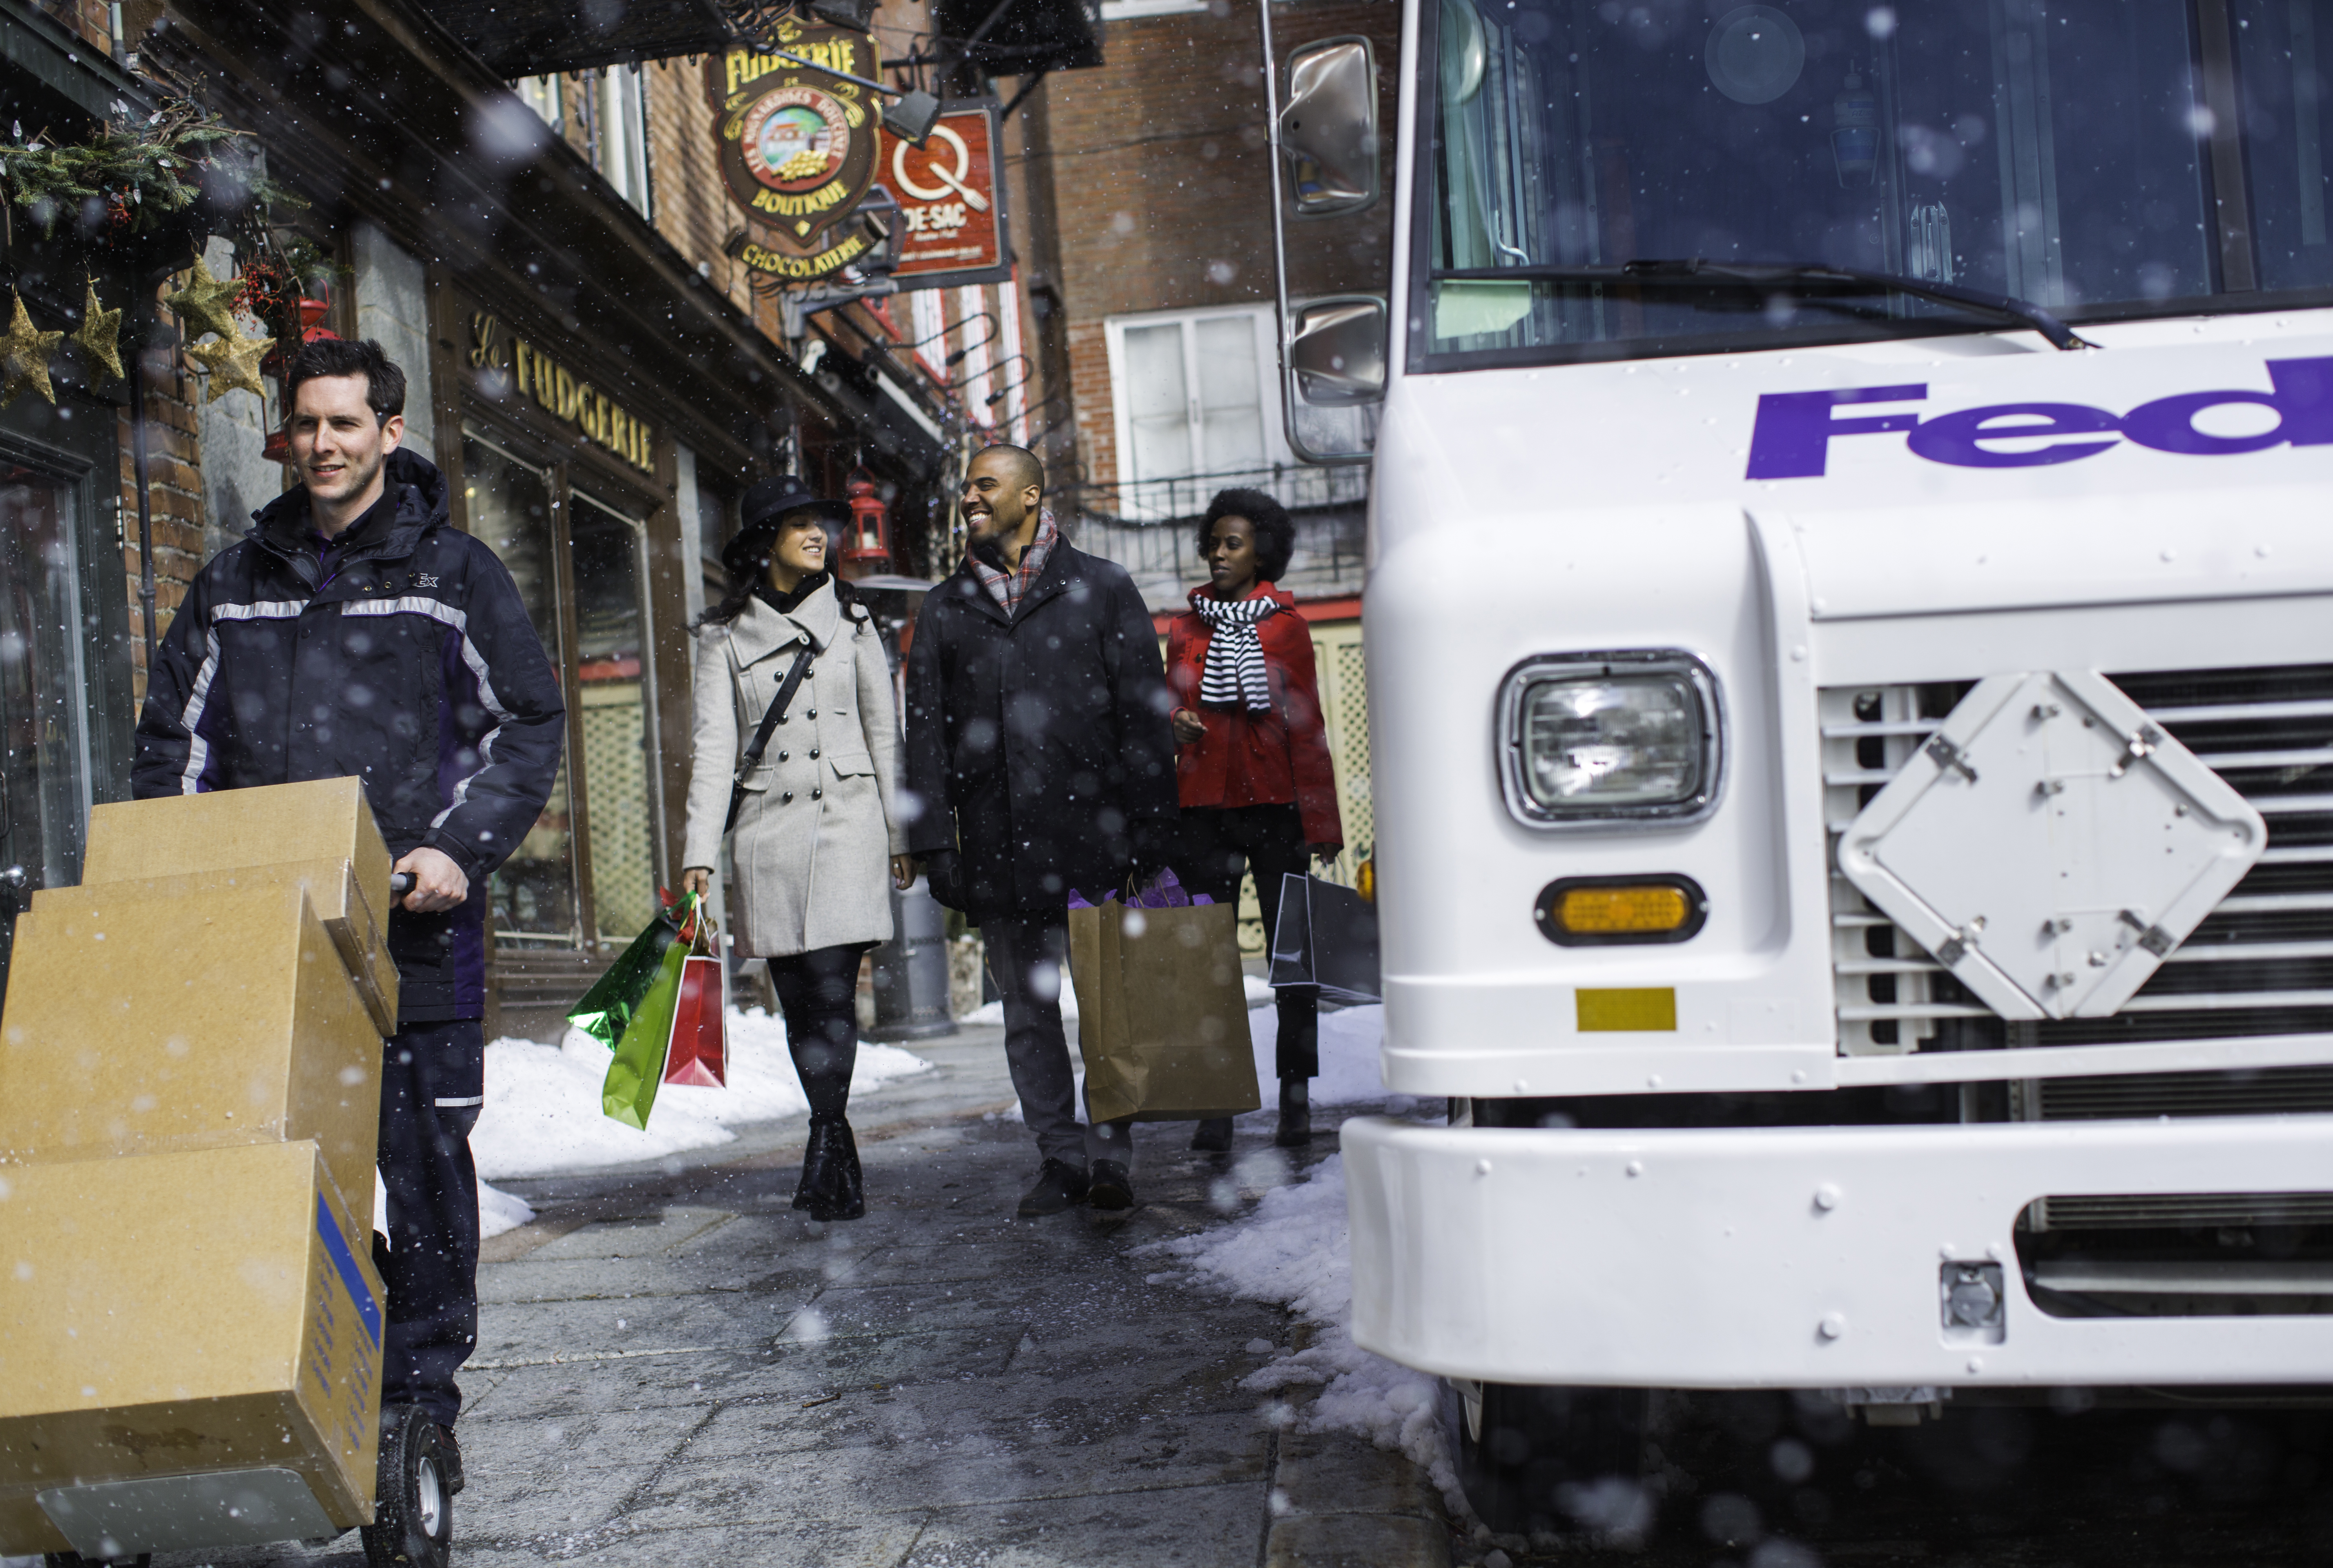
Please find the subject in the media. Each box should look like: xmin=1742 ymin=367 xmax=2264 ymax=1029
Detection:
xmin=0 ymin=780 xmax=395 ymax=1559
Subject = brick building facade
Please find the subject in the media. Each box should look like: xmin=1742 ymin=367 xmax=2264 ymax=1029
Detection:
xmin=0 ymin=0 xmax=1025 ymax=1027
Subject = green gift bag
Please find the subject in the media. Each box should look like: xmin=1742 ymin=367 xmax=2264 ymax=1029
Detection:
xmin=569 ymin=894 xmax=694 ymax=1049
xmin=602 ymin=933 xmax=690 ymax=1130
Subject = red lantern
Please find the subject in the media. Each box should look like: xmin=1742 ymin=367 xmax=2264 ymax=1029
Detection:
xmin=841 ymin=467 xmax=891 ymax=575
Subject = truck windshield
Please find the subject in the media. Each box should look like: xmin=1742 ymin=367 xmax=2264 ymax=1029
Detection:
xmin=1416 ymin=0 xmax=2333 ymax=368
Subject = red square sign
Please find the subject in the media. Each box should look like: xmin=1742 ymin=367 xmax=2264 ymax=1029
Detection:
xmin=879 ymin=102 xmax=1012 ymax=288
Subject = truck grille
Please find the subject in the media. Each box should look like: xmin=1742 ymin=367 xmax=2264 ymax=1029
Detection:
xmin=1824 ymin=663 xmax=2333 ymax=1057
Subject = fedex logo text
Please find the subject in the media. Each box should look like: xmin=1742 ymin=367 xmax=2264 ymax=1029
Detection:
xmin=1745 ymin=357 xmax=2333 ymax=479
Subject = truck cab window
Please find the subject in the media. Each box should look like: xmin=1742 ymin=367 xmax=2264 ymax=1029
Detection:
xmin=1419 ymin=0 xmax=2333 ymax=366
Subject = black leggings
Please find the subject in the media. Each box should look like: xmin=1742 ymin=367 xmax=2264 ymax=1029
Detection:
xmin=1175 ymin=803 xmax=1319 ymax=1081
xmin=768 ymin=943 xmax=872 ymax=1119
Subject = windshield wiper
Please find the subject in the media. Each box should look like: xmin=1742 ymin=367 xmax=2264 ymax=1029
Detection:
xmin=1436 ymin=258 xmax=2101 ymax=351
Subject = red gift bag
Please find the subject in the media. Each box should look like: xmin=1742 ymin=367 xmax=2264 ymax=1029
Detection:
xmin=662 ymin=920 xmax=728 ymax=1088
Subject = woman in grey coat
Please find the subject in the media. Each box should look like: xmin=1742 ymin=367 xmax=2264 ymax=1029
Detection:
xmin=681 ymin=476 xmax=911 ymax=1221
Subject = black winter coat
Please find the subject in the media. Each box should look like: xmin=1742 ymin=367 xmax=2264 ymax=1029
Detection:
xmin=132 ymin=449 xmax=566 ymax=1023
xmin=903 ymin=538 xmax=1178 ymax=918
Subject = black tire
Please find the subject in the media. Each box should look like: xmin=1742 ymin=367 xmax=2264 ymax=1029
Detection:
xmin=1450 ymin=1378 xmax=1651 ymax=1537
xmin=361 ymin=1403 xmax=454 ymax=1568
xmin=44 ymin=1555 xmax=151 ymax=1567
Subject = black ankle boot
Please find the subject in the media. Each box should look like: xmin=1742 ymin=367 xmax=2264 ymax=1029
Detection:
xmin=792 ymin=1119 xmax=833 ymax=1211
xmin=1274 ymin=1078 xmax=1311 ymax=1148
xmin=799 ymin=1114 xmax=865 ymax=1221
xmin=821 ymin=1118 xmax=866 ymax=1221
xmin=1190 ymin=1116 xmax=1233 ymax=1152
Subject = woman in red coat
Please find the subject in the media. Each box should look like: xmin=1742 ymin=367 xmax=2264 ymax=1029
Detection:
xmin=1167 ymin=488 xmax=1343 ymax=1150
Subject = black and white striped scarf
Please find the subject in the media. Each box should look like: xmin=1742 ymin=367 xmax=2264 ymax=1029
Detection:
xmin=1193 ymin=590 xmax=1279 ymax=712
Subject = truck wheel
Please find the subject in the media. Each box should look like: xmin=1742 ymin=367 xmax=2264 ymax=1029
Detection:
xmin=1451 ymin=1379 xmax=1651 ymax=1537
xmin=362 ymin=1403 xmax=453 ymax=1568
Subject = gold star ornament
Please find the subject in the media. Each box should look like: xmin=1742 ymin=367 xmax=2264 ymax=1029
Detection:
xmin=0 ymin=292 xmax=64 ymax=408
xmin=163 ymin=256 xmax=242 ymax=344
xmin=71 ymin=278 xmax=122 ymax=382
xmin=189 ymin=329 xmax=269 ymax=403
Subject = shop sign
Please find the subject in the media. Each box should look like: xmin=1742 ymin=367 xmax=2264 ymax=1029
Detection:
xmin=467 ymin=313 xmax=658 ymax=476
xmin=707 ymin=15 xmax=886 ymax=283
xmin=879 ymin=102 xmax=1011 ymax=289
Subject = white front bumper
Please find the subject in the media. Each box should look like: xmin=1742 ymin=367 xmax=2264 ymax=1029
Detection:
xmin=1341 ymin=1114 xmax=2333 ymax=1390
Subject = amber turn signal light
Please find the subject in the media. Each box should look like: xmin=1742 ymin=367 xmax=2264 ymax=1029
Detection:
xmin=1534 ymin=874 xmax=1708 ymax=946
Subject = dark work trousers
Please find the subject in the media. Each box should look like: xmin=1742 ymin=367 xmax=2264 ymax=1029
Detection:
xmin=375 ymin=1018 xmax=484 ymax=1429
xmin=769 ymin=942 xmax=874 ymax=1118
xmin=1177 ymin=803 xmax=1320 ymax=1081
xmin=983 ymin=910 xmax=1135 ymax=1169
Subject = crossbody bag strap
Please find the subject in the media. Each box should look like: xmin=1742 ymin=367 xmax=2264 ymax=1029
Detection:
xmin=723 ymin=638 xmax=817 ymax=836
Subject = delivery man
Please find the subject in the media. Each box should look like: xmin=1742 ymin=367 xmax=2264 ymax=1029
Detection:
xmin=132 ymin=337 xmax=566 ymax=1488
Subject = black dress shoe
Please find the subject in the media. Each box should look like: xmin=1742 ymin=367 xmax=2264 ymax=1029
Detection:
xmin=803 ymin=1115 xmax=866 ymax=1221
xmin=1274 ymin=1079 xmax=1312 ymax=1148
xmin=437 ymin=1425 xmax=464 ymax=1494
xmin=1088 ymin=1159 xmax=1135 ymax=1211
xmin=1189 ymin=1117 xmax=1233 ymax=1153
xmin=1017 ymin=1158 xmax=1091 ymax=1217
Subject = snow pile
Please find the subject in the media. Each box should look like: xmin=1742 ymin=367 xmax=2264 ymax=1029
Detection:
xmin=478 ymin=1180 xmax=536 ymax=1239
xmin=1140 ymin=1154 xmax=1461 ymax=1511
xmin=469 ymin=1007 xmax=932 ymax=1179
xmin=1249 ymin=1001 xmax=1387 ymax=1106
xmin=373 ymin=1171 xmax=535 ymax=1243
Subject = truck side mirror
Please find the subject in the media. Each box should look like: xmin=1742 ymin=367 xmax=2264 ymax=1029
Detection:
xmin=1288 ymin=295 xmax=1387 ymax=405
xmin=1281 ymin=38 xmax=1378 ymax=217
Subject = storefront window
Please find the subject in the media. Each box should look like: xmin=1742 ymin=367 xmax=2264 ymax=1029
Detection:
xmin=0 ymin=469 xmax=90 ymax=983
xmin=463 ymin=428 xmax=582 ymax=946
xmin=570 ymin=489 xmax=660 ymax=944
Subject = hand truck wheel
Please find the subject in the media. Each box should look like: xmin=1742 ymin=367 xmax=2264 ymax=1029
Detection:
xmin=361 ymin=1403 xmax=453 ymax=1568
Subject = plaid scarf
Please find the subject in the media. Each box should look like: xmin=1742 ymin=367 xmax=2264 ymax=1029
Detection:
xmin=969 ymin=508 xmax=1059 ymax=619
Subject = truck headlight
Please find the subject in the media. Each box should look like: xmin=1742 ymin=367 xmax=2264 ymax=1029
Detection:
xmin=1497 ymin=651 xmax=1724 ymax=828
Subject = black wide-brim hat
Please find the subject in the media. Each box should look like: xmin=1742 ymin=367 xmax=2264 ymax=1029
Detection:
xmin=725 ymin=475 xmax=852 ymax=579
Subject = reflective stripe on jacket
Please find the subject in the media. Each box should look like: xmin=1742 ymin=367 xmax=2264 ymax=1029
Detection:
xmin=131 ymin=448 xmax=566 ymax=1023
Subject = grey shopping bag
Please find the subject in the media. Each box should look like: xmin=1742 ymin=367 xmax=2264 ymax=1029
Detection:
xmin=1268 ymin=872 xmax=1381 ymax=1005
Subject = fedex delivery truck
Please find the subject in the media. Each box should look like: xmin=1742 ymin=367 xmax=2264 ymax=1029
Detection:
xmin=1259 ymin=0 xmax=2333 ymax=1532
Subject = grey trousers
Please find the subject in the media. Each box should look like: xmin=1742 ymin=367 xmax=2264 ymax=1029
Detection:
xmin=984 ymin=910 xmax=1134 ymax=1169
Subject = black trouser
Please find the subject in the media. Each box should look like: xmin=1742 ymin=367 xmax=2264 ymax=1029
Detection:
xmin=984 ymin=910 xmax=1135 ymax=1168
xmin=1176 ymin=803 xmax=1319 ymax=1081
xmin=769 ymin=943 xmax=873 ymax=1119
xmin=375 ymin=1018 xmax=484 ymax=1429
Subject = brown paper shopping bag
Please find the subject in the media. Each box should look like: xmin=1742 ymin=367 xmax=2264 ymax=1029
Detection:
xmin=1068 ymin=899 xmax=1261 ymax=1124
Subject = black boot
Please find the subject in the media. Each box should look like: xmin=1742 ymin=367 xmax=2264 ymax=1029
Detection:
xmin=792 ymin=1118 xmax=833 ymax=1212
xmin=800 ymin=1114 xmax=865 ymax=1221
xmin=1190 ymin=1116 xmax=1233 ymax=1153
xmin=1274 ymin=1078 xmax=1312 ymax=1148
xmin=823 ymin=1118 xmax=866 ymax=1221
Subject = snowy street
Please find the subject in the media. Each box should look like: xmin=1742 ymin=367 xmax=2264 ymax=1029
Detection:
xmin=143 ymin=1006 xmax=1456 ymax=1568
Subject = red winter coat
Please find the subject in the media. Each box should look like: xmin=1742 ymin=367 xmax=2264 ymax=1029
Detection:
xmin=1164 ymin=583 xmax=1344 ymax=848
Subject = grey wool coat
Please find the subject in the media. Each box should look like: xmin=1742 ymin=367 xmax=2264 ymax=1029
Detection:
xmin=683 ymin=581 xmax=909 ymax=957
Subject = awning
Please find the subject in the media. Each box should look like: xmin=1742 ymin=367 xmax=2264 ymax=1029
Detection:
xmin=931 ymin=0 xmax=1102 ymax=74
xmin=410 ymin=0 xmax=732 ymax=76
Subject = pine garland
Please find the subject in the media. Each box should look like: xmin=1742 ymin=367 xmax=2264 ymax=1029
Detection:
xmin=0 ymin=72 xmax=295 ymax=241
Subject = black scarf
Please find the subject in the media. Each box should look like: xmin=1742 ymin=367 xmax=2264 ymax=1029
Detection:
xmin=756 ymin=570 xmax=833 ymax=616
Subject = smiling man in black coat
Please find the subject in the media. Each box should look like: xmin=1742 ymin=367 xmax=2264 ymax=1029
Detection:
xmin=904 ymin=443 xmax=1178 ymax=1216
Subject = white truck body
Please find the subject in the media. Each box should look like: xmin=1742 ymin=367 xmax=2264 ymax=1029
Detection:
xmin=1328 ymin=0 xmax=2333 ymax=1398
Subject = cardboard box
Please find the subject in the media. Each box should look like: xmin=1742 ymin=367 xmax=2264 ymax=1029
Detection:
xmin=0 ymin=883 xmax=382 ymax=1212
xmin=78 ymin=780 xmax=399 ymax=1033
xmin=32 ymin=859 xmax=398 ymax=1036
xmin=0 ymin=1141 xmax=384 ymax=1554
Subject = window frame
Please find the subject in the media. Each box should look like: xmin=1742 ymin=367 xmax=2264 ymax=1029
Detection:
xmin=1103 ymin=303 xmax=1291 ymax=519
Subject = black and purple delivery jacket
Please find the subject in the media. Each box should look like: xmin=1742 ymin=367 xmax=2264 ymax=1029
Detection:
xmin=132 ymin=447 xmax=565 ymax=1026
